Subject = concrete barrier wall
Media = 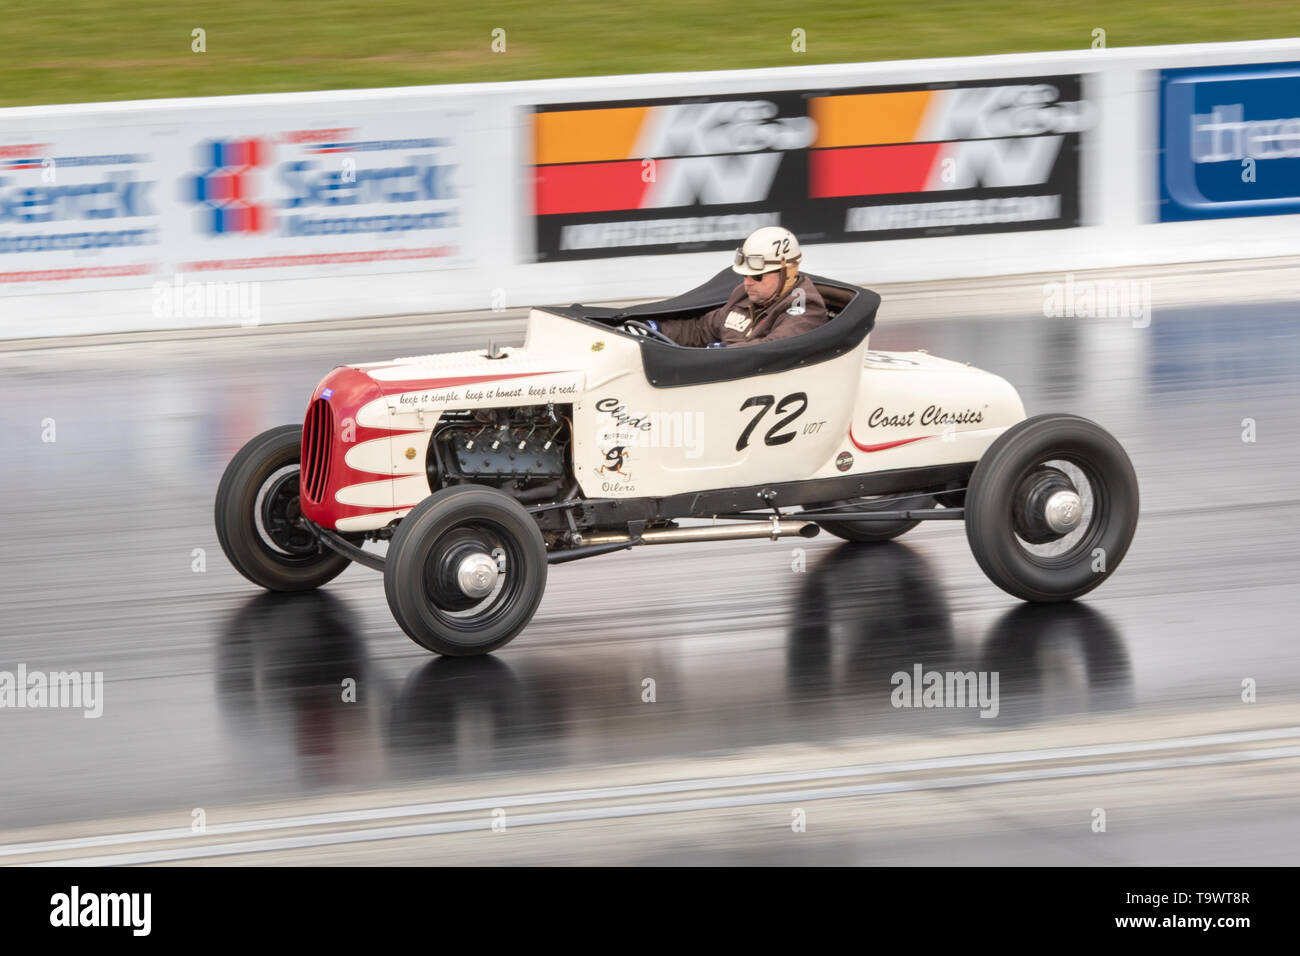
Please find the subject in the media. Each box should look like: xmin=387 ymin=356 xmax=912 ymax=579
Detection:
xmin=1 ymin=37 xmax=1297 ymax=338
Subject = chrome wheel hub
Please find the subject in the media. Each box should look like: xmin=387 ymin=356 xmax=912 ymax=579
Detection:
xmin=455 ymin=552 xmax=499 ymax=599
xmin=1043 ymin=489 xmax=1083 ymax=534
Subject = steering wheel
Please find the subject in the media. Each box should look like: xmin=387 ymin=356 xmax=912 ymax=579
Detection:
xmin=621 ymin=319 xmax=677 ymax=346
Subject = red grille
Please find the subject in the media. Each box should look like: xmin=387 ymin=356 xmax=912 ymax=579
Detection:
xmin=300 ymin=398 xmax=334 ymax=504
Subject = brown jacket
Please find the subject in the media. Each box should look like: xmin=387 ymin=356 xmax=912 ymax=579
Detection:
xmin=658 ymin=274 xmax=828 ymax=348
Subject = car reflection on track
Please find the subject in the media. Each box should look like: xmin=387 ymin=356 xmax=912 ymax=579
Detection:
xmin=215 ymin=542 xmax=1132 ymax=789
xmin=788 ymin=543 xmax=1132 ymax=723
xmin=216 ymin=591 xmax=387 ymax=788
xmin=980 ymin=601 xmax=1133 ymax=721
xmin=787 ymin=541 xmax=956 ymax=700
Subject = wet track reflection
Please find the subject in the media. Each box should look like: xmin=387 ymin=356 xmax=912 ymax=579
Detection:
xmin=786 ymin=544 xmax=1133 ymax=722
xmin=1 ymin=300 xmax=1298 ymax=832
xmin=212 ymin=543 xmax=1133 ymax=790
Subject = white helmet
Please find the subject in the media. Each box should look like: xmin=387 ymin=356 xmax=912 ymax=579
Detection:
xmin=732 ymin=226 xmax=801 ymax=276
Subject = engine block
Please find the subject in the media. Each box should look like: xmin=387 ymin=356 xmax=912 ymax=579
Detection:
xmin=448 ymin=428 xmax=566 ymax=478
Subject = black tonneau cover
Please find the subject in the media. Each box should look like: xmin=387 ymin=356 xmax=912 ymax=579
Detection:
xmin=545 ymin=269 xmax=880 ymax=389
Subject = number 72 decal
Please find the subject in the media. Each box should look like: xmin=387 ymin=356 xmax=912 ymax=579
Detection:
xmin=736 ymin=392 xmax=808 ymax=451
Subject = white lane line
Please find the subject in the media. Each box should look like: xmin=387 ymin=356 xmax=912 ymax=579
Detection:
xmin=4 ymin=724 xmax=1298 ymax=859
xmin=5 ymin=724 xmax=1298 ymax=859
xmin=11 ymin=737 xmax=1300 ymax=867
xmin=5 ymin=728 xmax=1294 ymax=868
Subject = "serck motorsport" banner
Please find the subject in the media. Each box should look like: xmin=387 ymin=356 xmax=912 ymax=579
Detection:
xmin=0 ymin=109 xmax=472 ymax=295
xmin=173 ymin=111 xmax=470 ymax=277
xmin=530 ymin=75 xmax=1090 ymax=261
xmin=0 ymin=127 xmax=164 ymax=287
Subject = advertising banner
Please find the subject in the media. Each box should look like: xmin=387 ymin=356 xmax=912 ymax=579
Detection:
xmin=0 ymin=127 xmax=166 ymax=288
xmin=531 ymin=75 xmax=1089 ymax=261
xmin=0 ymin=109 xmax=472 ymax=296
xmin=1159 ymin=61 xmax=1300 ymax=221
xmin=172 ymin=111 xmax=472 ymax=277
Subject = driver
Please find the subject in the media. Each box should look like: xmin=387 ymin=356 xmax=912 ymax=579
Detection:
xmin=651 ymin=227 xmax=828 ymax=347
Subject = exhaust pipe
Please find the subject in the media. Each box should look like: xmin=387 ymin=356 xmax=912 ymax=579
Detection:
xmin=578 ymin=519 xmax=820 ymax=547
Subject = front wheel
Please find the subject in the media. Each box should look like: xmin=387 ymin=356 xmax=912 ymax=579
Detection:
xmin=384 ymin=486 xmax=548 ymax=656
xmin=965 ymin=414 xmax=1138 ymax=602
xmin=214 ymin=424 xmax=351 ymax=591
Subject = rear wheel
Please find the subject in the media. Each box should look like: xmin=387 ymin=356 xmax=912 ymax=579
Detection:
xmin=965 ymin=415 xmax=1138 ymax=602
xmin=384 ymin=485 xmax=548 ymax=656
xmin=815 ymin=494 xmax=935 ymax=543
xmin=214 ymin=425 xmax=351 ymax=591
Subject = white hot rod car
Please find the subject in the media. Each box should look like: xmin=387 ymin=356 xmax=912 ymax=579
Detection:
xmin=215 ymin=270 xmax=1139 ymax=656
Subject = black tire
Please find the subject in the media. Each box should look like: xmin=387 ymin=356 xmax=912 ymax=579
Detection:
xmin=965 ymin=414 xmax=1138 ymax=602
xmin=214 ymin=424 xmax=351 ymax=591
xmin=816 ymin=494 xmax=935 ymax=543
xmin=384 ymin=485 xmax=548 ymax=657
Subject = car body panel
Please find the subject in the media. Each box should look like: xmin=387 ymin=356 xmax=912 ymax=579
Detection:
xmin=299 ymin=292 xmax=1026 ymax=533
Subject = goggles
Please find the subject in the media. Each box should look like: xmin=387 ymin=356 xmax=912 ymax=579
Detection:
xmin=734 ymin=249 xmax=779 ymax=273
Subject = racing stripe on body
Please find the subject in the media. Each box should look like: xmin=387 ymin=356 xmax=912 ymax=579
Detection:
xmin=848 ymin=432 xmax=935 ymax=453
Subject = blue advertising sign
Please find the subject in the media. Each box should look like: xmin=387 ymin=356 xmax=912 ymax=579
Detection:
xmin=1160 ymin=61 xmax=1300 ymax=221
